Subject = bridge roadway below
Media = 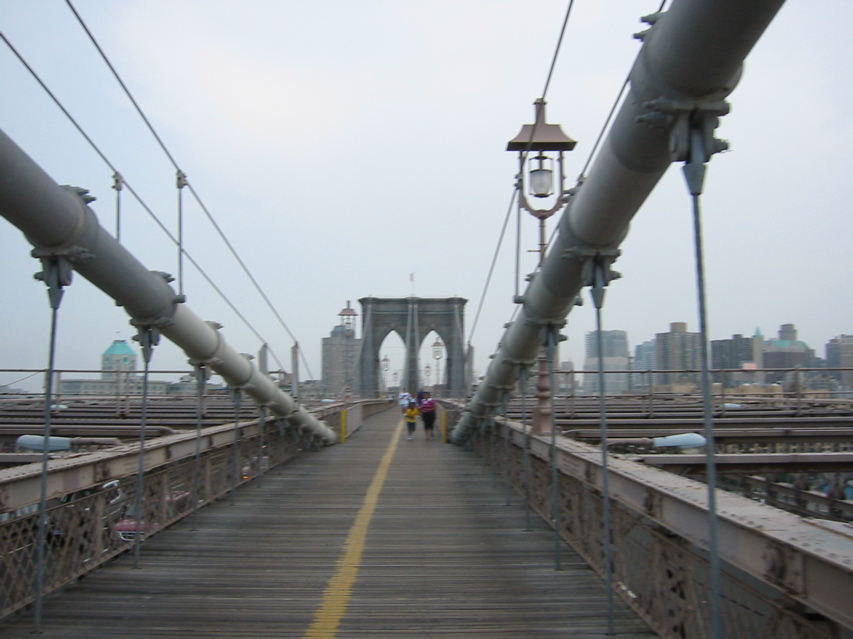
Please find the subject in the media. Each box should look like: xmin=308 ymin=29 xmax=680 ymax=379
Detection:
xmin=1 ymin=407 xmax=655 ymax=638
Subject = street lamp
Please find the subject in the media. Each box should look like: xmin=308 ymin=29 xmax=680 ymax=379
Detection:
xmin=507 ymin=99 xmax=575 ymax=431
xmin=424 ymin=364 xmax=432 ymax=388
xmin=507 ymin=98 xmax=576 ymax=264
xmin=432 ymin=338 xmax=443 ymax=397
xmin=380 ymin=355 xmax=390 ymax=396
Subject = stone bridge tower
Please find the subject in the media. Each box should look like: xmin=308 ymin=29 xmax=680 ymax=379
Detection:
xmin=358 ymin=297 xmax=467 ymax=398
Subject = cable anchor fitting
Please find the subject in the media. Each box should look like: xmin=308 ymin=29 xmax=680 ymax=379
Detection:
xmin=539 ymin=322 xmax=567 ymax=350
xmin=131 ymin=322 xmax=162 ymax=365
xmin=32 ymin=252 xmax=74 ymax=311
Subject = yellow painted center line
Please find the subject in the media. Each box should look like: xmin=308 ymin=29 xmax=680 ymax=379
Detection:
xmin=302 ymin=418 xmax=404 ymax=638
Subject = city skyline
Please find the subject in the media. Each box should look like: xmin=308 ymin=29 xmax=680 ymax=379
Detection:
xmin=2 ymin=2 xmax=851 ymax=393
xmin=4 ymin=317 xmax=845 ymax=390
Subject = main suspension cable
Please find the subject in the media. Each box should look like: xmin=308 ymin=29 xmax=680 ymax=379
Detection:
xmin=0 ymin=31 xmax=289 ymax=372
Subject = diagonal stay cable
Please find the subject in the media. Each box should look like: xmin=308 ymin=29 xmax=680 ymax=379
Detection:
xmin=541 ymin=0 xmax=575 ymax=99
xmin=65 ymin=0 xmax=311 ymax=377
xmin=65 ymin=0 xmax=180 ymax=169
xmin=0 ymin=31 xmax=286 ymax=372
xmin=467 ymin=190 xmax=517 ymax=346
xmin=544 ymin=0 xmax=668 ymax=252
xmin=467 ymin=0 xmax=574 ymax=349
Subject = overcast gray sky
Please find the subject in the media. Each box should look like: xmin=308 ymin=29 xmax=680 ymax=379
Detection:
xmin=2 ymin=1 xmax=852 ymax=393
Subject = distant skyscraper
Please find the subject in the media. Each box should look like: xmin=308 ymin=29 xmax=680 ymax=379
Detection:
xmin=825 ymin=334 xmax=853 ymax=389
xmin=60 ymin=340 xmax=176 ymax=396
xmin=633 ymin=339 xmax=656 ymax=389
xmin=710 ymin=332 xmax=763 ymax=387
xmin=583 ymin=330 xmax=630 ymax=394
xmin=762 ymin=324 xmax=815 ymax=383
xmin=655 ymin=322 xmax=701 ymax=387
xmin=321 ymin=301 xmax=362 ymax=397
xmin=101 ymin=340 xmax=138 ymax=381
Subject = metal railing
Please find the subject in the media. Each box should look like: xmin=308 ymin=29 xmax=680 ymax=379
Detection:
xmin=468 ymin=416 xmax=852 ymax=639
xmin=0 ymin=399 xmax=388 ymax=620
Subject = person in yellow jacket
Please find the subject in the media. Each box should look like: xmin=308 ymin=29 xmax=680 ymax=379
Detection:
xmin=404 ymin=401 xmax=419 ymax=441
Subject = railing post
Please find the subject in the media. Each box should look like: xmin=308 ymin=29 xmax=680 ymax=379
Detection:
xmin=191 ymin=363 xmax=206 ymax=531
xmin=230 ymin=388 xmax=243 ymax=506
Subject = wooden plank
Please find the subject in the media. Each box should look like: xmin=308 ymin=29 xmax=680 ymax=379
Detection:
xmin=0 ymin=409 xmax=655 ymax=637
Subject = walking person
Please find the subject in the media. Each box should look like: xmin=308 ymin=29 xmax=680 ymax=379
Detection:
xmin=420 ymin=391 xmax=436 ymax=440
xmin=399 ymin=389 xmax=411 ymax=413
xmin=404 ymin=400 xmax=419 ymax=441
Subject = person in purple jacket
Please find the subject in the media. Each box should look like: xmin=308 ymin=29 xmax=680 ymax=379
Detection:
xmin=419 ymin=391 xmax=436 ymax=440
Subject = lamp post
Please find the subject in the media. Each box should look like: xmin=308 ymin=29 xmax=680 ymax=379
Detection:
xmin=507 ymin=99 xmax=575 ymax=432
xmin=424 ymin=363 xmax=432 ymax=389
xmin=381 ymin=355 xmax=390 ymax=397
xmin=432 ymin=338 xmax=444 ymax=397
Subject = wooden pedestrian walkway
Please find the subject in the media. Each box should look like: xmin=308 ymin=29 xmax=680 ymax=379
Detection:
xmin=0 ymin=408 xmax=655 ymax=638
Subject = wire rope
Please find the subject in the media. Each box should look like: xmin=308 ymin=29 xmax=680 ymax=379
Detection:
xmin=466 ymin=190 xmax=517 ymax=345
xmin=65 ymin=1 xmax=180 ymax=169
xmin=466 ymin=0 xmax=575 ymax=349
xmin=540 ymin=0 xmax=575 ymax=99
xmin=65 ymin=1 xmax=310 ymax=377
xmin=0 ymin=31 xmax=289 ymax=374
xmin=544 ymin=0 xmax=668 ymax=252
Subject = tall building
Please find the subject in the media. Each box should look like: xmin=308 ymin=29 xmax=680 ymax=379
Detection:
xmin=633 ymin=339 xmax=657 ymax=389
xmin=559 ymin=360 xmax=576 ymax=394
xmin=321 ymin=301 xmax=362 ymax=397
xmin=710 ymin=332 xmax=764 ymax=387
xmin=583 ymin=330 xmax=630 ymax=395
xmin=655 ymin=322 xmax=701 ymax=387
xmin=60 ymin=340 xmax=166 ymax=395
xmin=762 ymin=324 xmax=815 ymax=383
xmin=826 ymin=334 xmax=853 ymax=389
xmin=57 ymin=340 xmax=220 ymax=396
xmin=101 ymin=339 xmax=138 ymax=380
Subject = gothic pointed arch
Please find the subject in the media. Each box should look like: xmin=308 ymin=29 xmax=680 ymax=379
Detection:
xmin=358 ymin=297 xmax=468 ymax=398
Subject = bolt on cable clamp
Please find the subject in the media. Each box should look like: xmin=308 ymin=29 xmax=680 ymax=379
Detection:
xmin=129 ymin=315 xmax=174 ymax=333
xmin=562 ymin=246 xmax=622 ymax=289
xmin=59 ymin=184 xmax=96 ymax=204
xmin=500 ymin=356 xmax=532 ymax=367
xmin=637 ymin=98 xmax=731 ymax=162
xmin=31 ymin=252 xmax=74 ymax=289
xmin=31 ymin=245 xmax=94 ymax=268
